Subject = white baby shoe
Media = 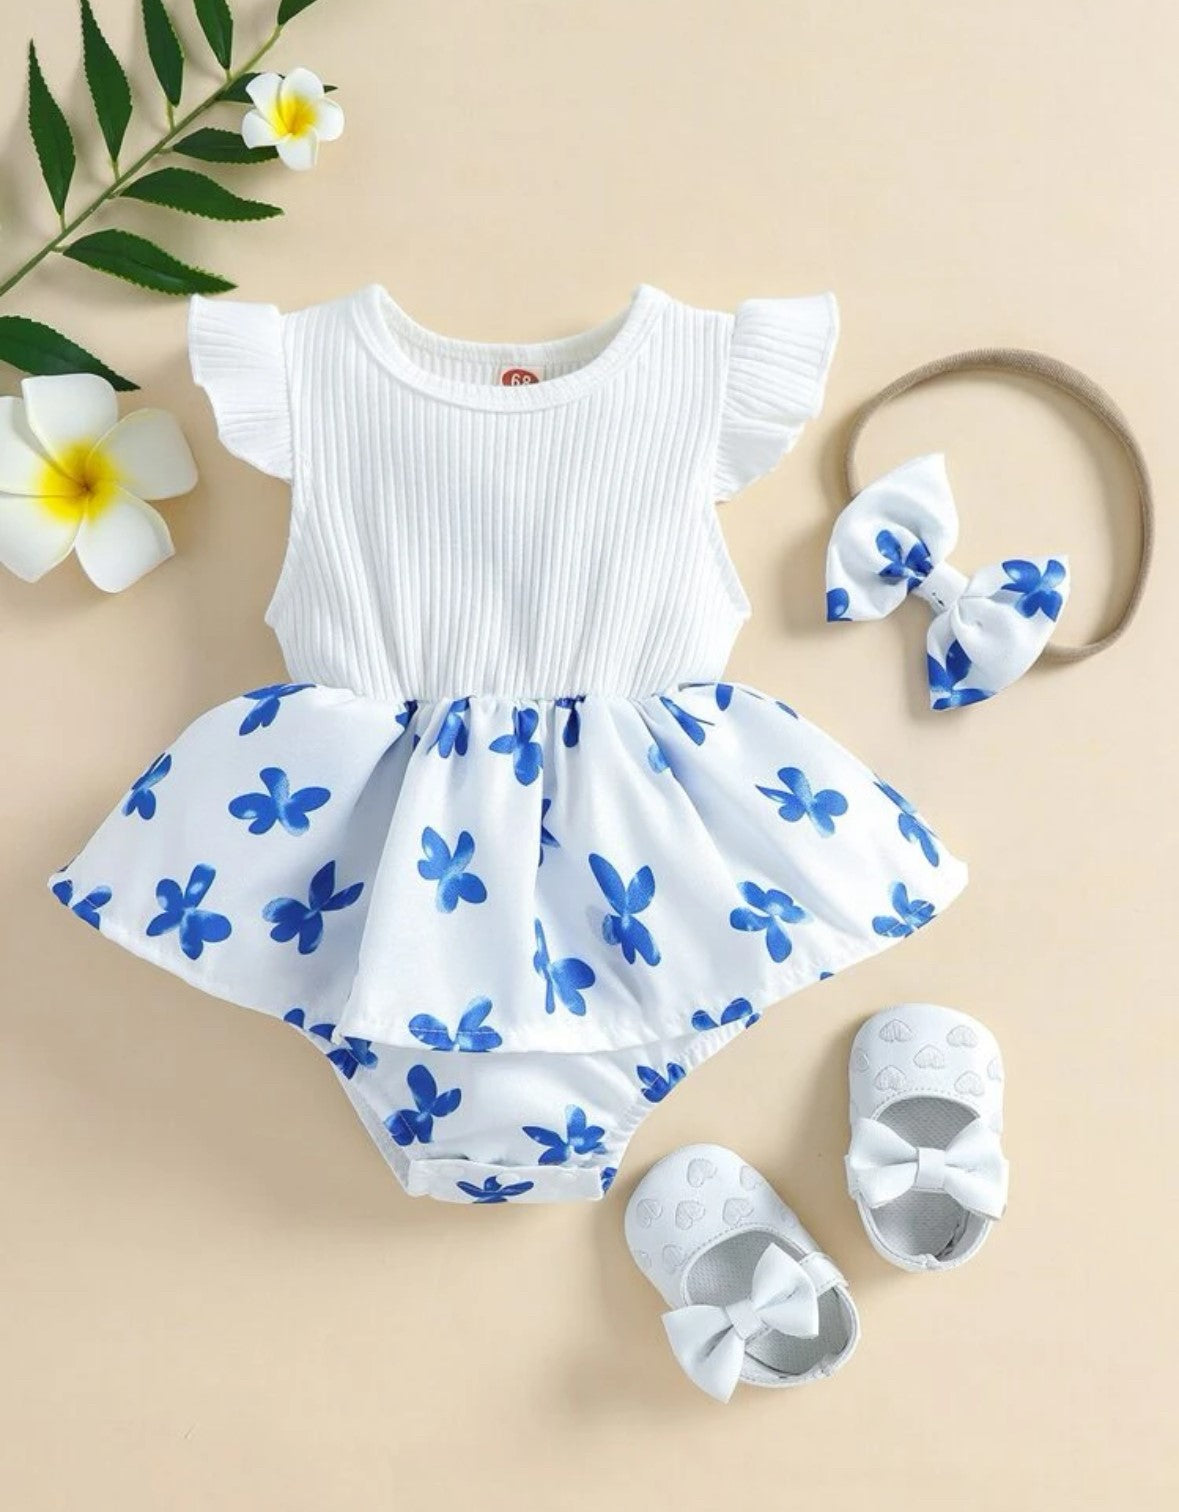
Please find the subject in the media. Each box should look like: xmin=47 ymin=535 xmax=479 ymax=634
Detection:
xmin=625 ymin=1144 xmax=860 ymax=1402
xmin=846 ymin=1003 xmax=1008 ymax=1271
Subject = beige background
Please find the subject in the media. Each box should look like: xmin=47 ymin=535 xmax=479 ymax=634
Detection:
xmin=1 ymin=1 xmax=1175 ymax=1506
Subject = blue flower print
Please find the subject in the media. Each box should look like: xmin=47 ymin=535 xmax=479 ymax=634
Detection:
xmin=146 ymin=864 xmax=232 ymax=960
xmin=826 ymin=586 xmax=851 ymax=622
xmin=875 ymin=779 xmax=940 ymax=866
xmin=658 ymin=696 xmax=712 ymax=745
xmin=555 ymin=696 xmax=583 ymax=748
xmin=523 ymin=1105 xmax=608 ymax=1165
xmin=263 ymin=860 xmax=364 ymax=955
xmin=417 ymin=827 xmax=488 ymax=913
xmin=876 ymin=529 xmax=932 ymax=591
xmin=385 ymin=1064 xmax=462 ymax=1146
xmin=283 ymin=1014 xmax=381 ymax=1080
xmin=430 ymin=698 xmax=470 ymax=757
xmin=682 ymin=681 xmax=734 ymax=710
xmin=729 ymin=881 xmax=808 ymax=963
xmin=538 ymin=797 xmax=559 ymax=866
xmin=457 ymin=1175 xmax=535 ymax=1203
xmin=123 ymin=752 xmax=171 ymax=819
xmin=647 ymin=741 xmax=670 ymax=773
xmin=775 ymin=700 xmax=799 ymax=719
xmin=238 ymin=683 xmax=313 ymax=735
xmin=600 ymin=1166 xmax=618 ymax=1193
xmin=756 ymin=766 xmax=849 ymax=837
xmin=589 ymin=854 xmax=661 ymax=967
xmin=52 ymin=878 xmax=111 ymax=929
xmin=228 ymin=767 xmax=331 ymax=836
xmin=927 ymin=640 xmax=991 ymax=711
xmin=489 ymin=706 xmax=544 ymax=785
xmin=326 ymin=1037 xmax=378 ymax=1079
xmin=691 ymin=997 xmax=761 ymax=1032
xmin=872 ymin=881 xmax=936 ymax=938
xmin=408 ymin=996 xmax=503 ymax=1052
xmin=637 ymin=1062 xmax=686 ymax=1103
xmin=395 ymin=701 xmax=419 ymax=733
xmin=999 ymin=558 xmax=1066 ymax=621
xmin=533 ymin=919 xmax=596 ymax=1016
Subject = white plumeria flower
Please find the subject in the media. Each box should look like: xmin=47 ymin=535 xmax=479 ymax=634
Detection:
xmin=241 ymin=68 xmax=344 ymax=171
xmin=0 ymin=373 xmax=197 ymax=593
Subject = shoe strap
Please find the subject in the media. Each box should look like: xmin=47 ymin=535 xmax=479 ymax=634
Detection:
xmin=798 ymin=1251 xmax=843 ymax=1295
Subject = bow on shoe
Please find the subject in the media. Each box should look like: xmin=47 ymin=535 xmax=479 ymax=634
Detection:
xmin=661 ymin=1245 xmax=820 ymax=1403
xmin=846 ymin=1117 xmax=1009 ymax=1220
xmin=825 ymin=454 xmax=1070 ymax=710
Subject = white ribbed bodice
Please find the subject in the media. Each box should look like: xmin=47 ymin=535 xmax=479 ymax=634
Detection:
xmin=189 ymin=284 xmax=837 ymax=701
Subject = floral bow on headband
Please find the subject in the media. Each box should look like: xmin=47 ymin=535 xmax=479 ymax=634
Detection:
xmin=825 ymin=454 xmax=1070 ymax=710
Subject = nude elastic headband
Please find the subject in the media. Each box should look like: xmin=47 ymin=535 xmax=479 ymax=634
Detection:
xmin=842 ymin=349 xmax=1154 ymax=663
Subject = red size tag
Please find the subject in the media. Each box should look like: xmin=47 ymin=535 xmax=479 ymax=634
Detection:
xmin=500 ymin=367 xmax=540 ymax=386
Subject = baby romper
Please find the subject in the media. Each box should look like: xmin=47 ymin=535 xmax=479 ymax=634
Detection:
xmin=50 ymin=283 xmax=968 ymax=1204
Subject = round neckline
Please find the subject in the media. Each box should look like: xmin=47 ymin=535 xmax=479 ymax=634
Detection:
xmin=348 ymin=282 xmax=669 ymax=410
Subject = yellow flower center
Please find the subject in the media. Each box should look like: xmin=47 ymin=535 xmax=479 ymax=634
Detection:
xmin=38 ymin=441 xmax=122 ymax=521
xmin=270 ymin=93 xmax=318 ymax=139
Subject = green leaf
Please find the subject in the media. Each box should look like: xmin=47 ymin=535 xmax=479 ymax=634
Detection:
xmin=217 ymin=73 xmax=257 ymax=104
xmin=172 ymin=126 xmax=275 ymax=163
xmin=61 ymin=229 xmax=234 ymax=296
xmin=26 ymin=43 xmax=75 ymax=216
xmin=142 ymin=0 xmax=184 ymax=107
xmin=0 ymin=315 xmax=136 ymax=390
xmin=121 ymin=167 xmax=281 ymax=221
xmin=80 ymin=0 xmax=133 ymax=164
xmin=219 ymin=71 xmax=336 ymax=103
xmin=193 ymin=0 xmax=233 ymax=69
xmin=277 ymin=0 xmax=322 ymax=22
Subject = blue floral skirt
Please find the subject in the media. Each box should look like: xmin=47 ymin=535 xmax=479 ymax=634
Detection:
xmin=49 ymin=680 xmax=968 ymax=1202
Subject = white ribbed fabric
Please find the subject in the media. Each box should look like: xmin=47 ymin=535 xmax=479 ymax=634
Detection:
xmin=189 ymin=284 xmax=838 ymax=702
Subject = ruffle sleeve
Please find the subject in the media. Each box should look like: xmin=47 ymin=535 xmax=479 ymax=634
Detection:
xmin=188 ymin=295 xmax=292 ymax=482
xmin=713 ymin=293 xmax=839 ymax=501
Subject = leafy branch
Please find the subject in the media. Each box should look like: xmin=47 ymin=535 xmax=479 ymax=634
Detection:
xmin=1 ymin=0 xmax=328 ymax=390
